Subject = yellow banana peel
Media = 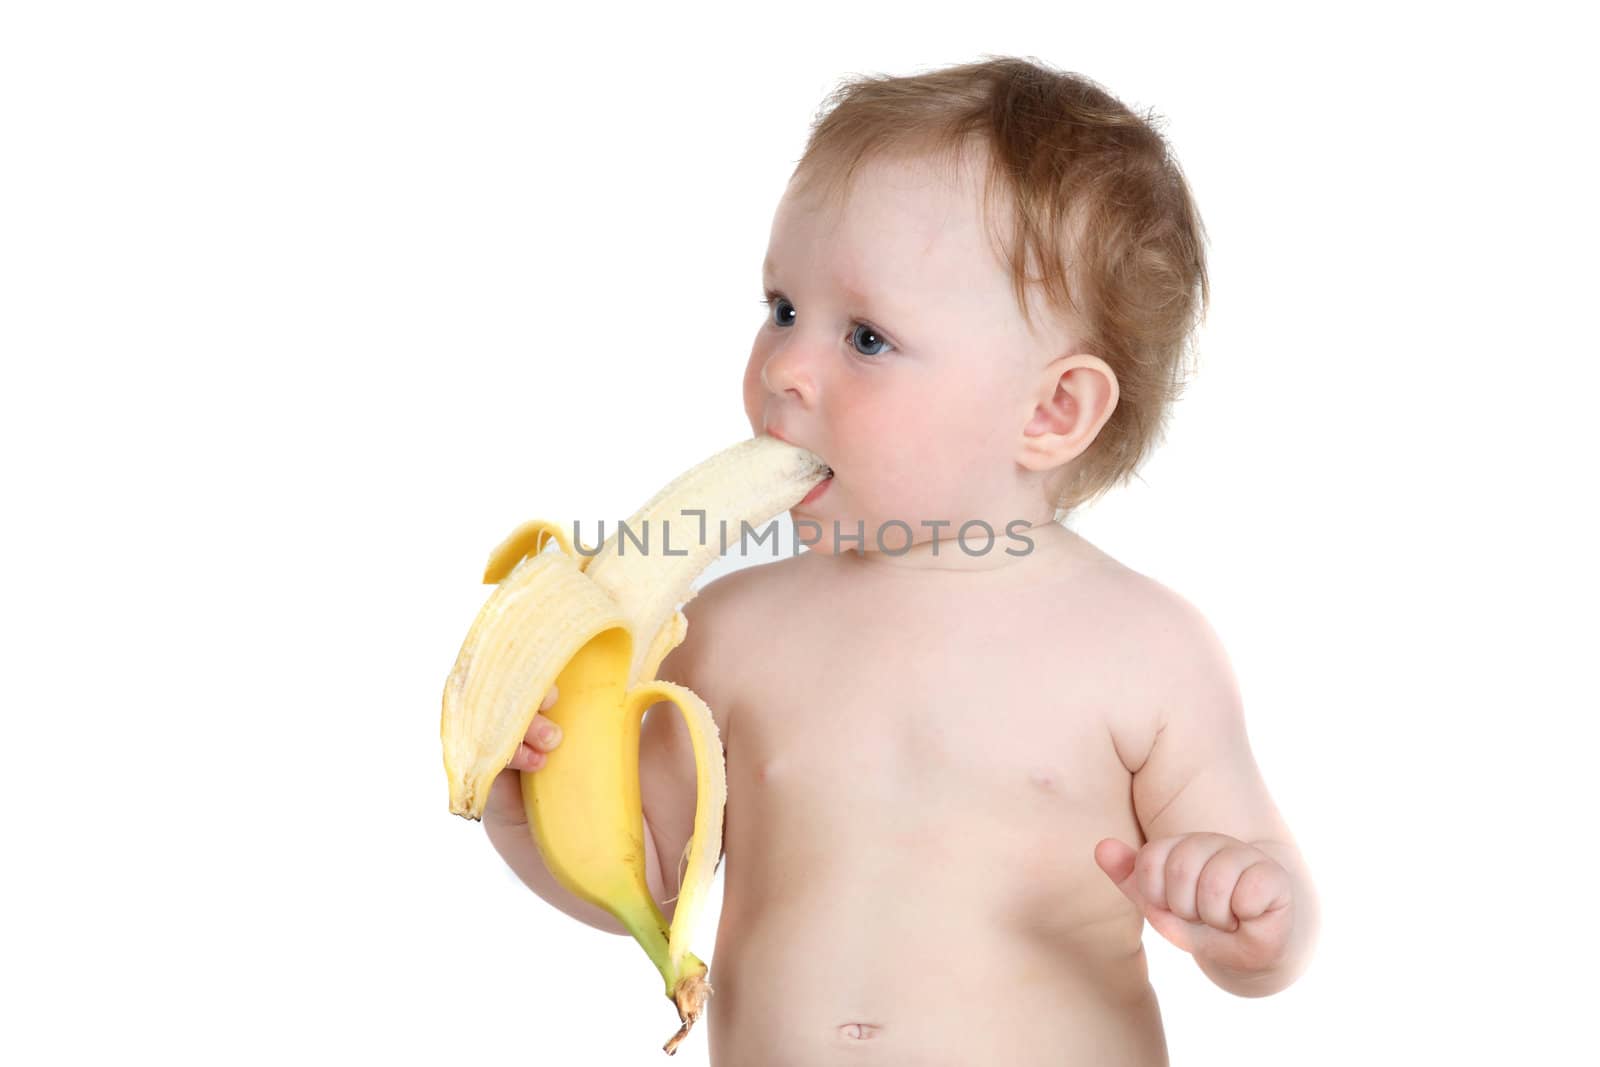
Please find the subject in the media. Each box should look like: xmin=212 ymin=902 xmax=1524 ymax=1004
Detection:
xmin=441 ymin=434 xmax=831 ymax=1054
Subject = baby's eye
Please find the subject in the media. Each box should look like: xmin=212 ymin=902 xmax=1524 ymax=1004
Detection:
xmin=849 ymin=323 xmax=890 ymax=358
xmin=765 ymin=294 xmax=798 ymax=329
xmin=761 ymin=293 xmax=894 ymax=359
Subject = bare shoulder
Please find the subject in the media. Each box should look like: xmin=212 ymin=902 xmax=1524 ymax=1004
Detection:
xmin=1060 ymin=540 xmax=1234 ymax=773
xmin=1096 ymin=558 xmax=1222 ymax=651
xmin=654 ymin=554 xmax=800 ymax=715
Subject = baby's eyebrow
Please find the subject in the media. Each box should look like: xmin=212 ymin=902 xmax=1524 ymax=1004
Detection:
xmin=763 ymin=258 xmax=888 ymax=310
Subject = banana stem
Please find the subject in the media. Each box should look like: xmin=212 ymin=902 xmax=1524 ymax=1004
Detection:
xmin=663 ymin=970 xmax=712 ymax=1055
xmin=613 ymin=909 xmax=712 ymax=1054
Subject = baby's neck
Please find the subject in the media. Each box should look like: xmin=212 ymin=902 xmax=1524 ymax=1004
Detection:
xmin=840 ymin=519 xmax=1082 ymax=576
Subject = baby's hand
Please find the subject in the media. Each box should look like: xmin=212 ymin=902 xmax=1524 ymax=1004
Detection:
xmin=482 ymin=685 xmax=563 ymax=830
xmin=1094 ymin=833 xmax=1294 ymax=978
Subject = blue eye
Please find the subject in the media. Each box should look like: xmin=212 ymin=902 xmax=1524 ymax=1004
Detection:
xmin=764 ymin=294 xmax=797 ymax=329
xmin=760 ymin=292 xmax=894 ymax=358
xmin=850 ymin=323 xmax=889 ymax=357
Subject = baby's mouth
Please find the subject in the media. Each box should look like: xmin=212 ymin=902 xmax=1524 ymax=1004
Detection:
xmin=799 ymin=463 xmax=834 ymax=505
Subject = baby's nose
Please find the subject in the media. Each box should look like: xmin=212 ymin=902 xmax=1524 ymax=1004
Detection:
xmin=761 ymin=345 xmax=817 ymax=403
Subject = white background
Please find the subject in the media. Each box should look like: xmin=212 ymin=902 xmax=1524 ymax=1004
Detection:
xmin=4 ymin=2 xmax=1595 ymax=1063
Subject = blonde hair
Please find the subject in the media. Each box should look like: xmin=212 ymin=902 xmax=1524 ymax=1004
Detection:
xmin=789 ymin=55 xmax=1211 ymax=517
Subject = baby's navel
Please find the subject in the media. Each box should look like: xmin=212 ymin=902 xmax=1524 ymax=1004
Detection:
xmin=837 ymin=1021 xmax=883 ymax=1040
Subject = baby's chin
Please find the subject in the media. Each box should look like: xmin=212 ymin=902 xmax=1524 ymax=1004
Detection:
xmin=787 ymin=503 xmax=860 ymax=557
xmin=791 ymin=528 xmax=856 ymax=556
xmin=789 ymin=503 xmax=909 ymax=558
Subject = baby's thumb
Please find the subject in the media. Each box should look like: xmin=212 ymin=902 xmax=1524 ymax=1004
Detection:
xmin=1094 ymin=838 xmax=1143 ymax=907
xmin=1094 ymin=838 xmax=1198 ymax=954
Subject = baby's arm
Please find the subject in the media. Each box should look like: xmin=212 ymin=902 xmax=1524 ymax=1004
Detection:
xmin=1095 ymin=590 xmax=1321 ymax=998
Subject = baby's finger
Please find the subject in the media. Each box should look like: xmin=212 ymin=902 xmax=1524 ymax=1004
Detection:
xmin=1195 ymin=847 xmax=1260 ymax=932
xmin=506 ymin=742 xmax=548 ymax=772
xmin=1133 ymin=836 xmax=1182 ymax=913
xmin=1162 ymin=834 xmax=1232 ymax=922
xmin=1231 ymin=859 xmax=1293 ymax=924
xmin=539 ymin=685 xmax=560 ymax=712
xmin=524 ymin=713 xmax=563 ymax=752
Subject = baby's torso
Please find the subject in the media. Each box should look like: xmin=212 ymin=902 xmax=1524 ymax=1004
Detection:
xmin=703 ymin=529 xmax=1170 ymax=1066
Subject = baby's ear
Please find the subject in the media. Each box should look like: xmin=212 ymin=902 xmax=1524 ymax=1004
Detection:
xmin=1017 ymin=353 xmax=1119 ymax=472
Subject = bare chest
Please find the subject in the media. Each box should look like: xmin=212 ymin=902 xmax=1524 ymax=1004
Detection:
xmin=717 ymin=557 xmax=1149 ymax=935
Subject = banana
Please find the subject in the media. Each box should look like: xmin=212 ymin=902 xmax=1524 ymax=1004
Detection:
xmin=441 ymin=434 xmax=831 ymax=1054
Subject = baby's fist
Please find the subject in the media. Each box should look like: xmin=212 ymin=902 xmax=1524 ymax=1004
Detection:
xmin=505 ymin=685 xmax=563 ymax=772
xmin=512 ymin=687 xmax=569 ymax=771
xmin=1095 ymin=832 xmax=1293 ymax=978
xmin=482 ymin=686 xmax=562 ymax=829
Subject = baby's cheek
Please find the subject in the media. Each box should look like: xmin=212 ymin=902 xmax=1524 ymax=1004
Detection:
xmin=839 ymin=399 xmax=950 ymax=516
xmin=741 ymin=347 xmax=765 ymax=433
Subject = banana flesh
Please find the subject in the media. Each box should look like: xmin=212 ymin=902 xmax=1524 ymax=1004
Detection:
xmin=582 ymin=434 xmax=836 ymax=684
xmin=441 ymin=434 xmax=830 ymax=1054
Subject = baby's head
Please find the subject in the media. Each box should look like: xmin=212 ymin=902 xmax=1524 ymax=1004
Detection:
xmin=743 ymin=56 xmax=1210 ymax=559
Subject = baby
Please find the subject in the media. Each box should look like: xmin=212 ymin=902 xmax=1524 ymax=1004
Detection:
xmin=484 ymin=56 xmax=1319 ymax=1064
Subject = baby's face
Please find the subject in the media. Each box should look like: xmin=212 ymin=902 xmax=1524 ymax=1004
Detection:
xmin=744 ymin=151 xmax=1070 ymax=554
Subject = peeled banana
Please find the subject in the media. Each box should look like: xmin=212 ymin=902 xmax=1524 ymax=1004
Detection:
xmin=441 ymin=434 xmax=831 ymax=1054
